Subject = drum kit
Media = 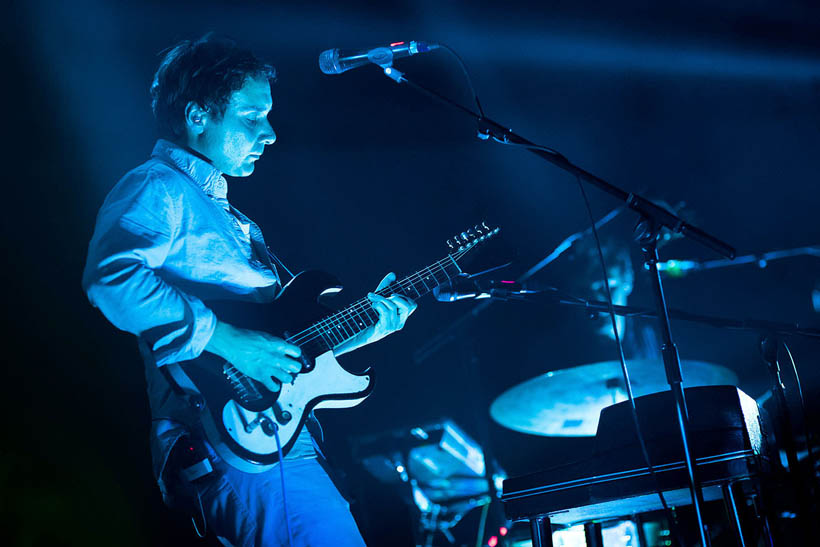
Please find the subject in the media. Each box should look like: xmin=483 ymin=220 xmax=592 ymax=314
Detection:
xmin=490 ymin=359 xmax=738 ymax=437
xmin=360 ymin=234 xmax=819 ymax=546
xmin=478 ymin=246 xmax=820 ymax=546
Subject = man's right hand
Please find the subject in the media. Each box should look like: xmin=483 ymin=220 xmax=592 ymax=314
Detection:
xmin=204 ymin=320 xmax=302 ymax=392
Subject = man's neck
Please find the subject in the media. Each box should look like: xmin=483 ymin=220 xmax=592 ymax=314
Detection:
xmin=175 ymin=140 xmax=220 ymax=173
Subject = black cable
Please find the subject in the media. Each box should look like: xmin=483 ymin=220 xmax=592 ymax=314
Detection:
xmin=438 ymin=43 xmax=485 ymax=118
xmin=191 ymin=488 xmax=207 ymax=538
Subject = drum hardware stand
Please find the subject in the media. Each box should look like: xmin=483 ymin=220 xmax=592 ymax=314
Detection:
xmin=381 ymin=64 xmax=737 ymax=547
xmin=759 ymin=335 xmax=817 ymax=540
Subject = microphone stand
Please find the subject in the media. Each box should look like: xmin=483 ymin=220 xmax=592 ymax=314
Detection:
xmin=381 ymin=64 xmax=737 ymax=546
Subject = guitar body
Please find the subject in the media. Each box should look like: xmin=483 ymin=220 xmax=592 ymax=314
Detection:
xmin=166 ymin=270 xmax=374 ymax=473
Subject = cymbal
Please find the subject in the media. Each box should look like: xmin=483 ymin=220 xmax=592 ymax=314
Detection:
xmin=490 ymin=360 xmax=738 ymax=437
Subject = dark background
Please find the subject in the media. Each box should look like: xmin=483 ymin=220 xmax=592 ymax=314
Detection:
xmin=5 ymin=0 xmax=820 ymax=545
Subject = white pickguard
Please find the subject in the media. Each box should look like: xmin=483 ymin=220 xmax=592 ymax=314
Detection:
xmin=220 ymin=351 xmax=370 ymax=469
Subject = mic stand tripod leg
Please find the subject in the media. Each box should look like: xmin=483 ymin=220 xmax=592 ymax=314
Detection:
xmin=529 ymin=516 xmax=553 ymax=547
xmin=637 ymin=218 xmax=711 ymax=547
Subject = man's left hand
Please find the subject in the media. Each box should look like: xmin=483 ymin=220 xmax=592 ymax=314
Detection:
xmin=366 ymin=272 xmax=417 ymax=343
xmin=334 ymin=272 xmax=417 ymax=355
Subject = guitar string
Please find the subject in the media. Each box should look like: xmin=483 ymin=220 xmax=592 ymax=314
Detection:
xmin=286 ymin=252 xmax=461 ymax=346
xmin=228 ymin=251 xmax=467 ymax=400
xmin=292 ymin=253 xmax=462 ymax=343
xmin=292 ymin=232 xmax=496 ymax=347
xmin=286 ymin=248 xmax=469 ymax=347
xmin=290 ymin=247 xmax=471 ymax=348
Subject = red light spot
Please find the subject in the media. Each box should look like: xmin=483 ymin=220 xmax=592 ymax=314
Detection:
xmin=500 ymin=280 xmax=515 ymax=284
xmin=500 ymin=527 xmax=508 ymax=536
xmin=488 ymin=536 xmax=498 ymax=547
xmin=188 ymin=446 xmax=195 ymax=451
xmin=390 ymin=41 xmax=405 ymax=47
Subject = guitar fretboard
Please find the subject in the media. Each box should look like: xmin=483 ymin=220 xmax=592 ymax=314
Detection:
xmin=285 ymin=255 xmax=464 ymax=353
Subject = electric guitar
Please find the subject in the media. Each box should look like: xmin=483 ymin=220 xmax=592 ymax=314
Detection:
xmin=166 ymin=223 xmax=500 ymax=472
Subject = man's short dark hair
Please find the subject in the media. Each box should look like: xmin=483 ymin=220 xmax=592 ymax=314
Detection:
xmin=151 ymin=33 xmax=276 ymax=140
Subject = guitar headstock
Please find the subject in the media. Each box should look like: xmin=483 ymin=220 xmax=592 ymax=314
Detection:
xmin=447 ymin=222 xmax=500 ymax=256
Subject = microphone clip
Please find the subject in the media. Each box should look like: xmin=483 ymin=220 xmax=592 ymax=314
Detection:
xmin=383 ymin=66 xmax=405 ymax=84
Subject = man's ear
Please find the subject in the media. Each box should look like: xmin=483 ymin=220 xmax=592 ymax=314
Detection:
xmin=184 ymin=102 xmax=208 ymax=135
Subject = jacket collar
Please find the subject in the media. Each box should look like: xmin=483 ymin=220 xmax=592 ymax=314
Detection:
xmin=152 ymin=139 xmax=228 ymax=202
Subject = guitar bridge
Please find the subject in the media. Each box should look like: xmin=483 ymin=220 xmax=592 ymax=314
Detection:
xmin=223 ymin=362 xmax=263 ymax=404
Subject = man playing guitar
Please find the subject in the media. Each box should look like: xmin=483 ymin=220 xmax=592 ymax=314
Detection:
xmin=83 ymin=33 xmax=416 ymax=546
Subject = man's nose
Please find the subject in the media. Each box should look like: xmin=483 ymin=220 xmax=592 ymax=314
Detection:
xmin=259 ymin=120 xmax=276 ymax=145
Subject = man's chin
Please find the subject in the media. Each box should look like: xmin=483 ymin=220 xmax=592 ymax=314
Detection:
xmin=227 ymin=164 xmax=255 ymax=178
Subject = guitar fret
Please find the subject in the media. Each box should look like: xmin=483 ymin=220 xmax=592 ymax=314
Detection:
xmin=352 ymin=305 xmax=370 ymax=330
xmin=324 ymin=322 xmax=343 ymax=347
xmin=410 ymin=274 xmax=427 ymax=298
xmin=418 ymin=271 xmax=431 ymax=291
xmin=437 ymin=263 xmax=452 ymax=283
xmin=317 ymin=329 xmax=333 ymax=349
xmin=424 ymin=266 xmax=441 ymax=287
xmin=338 ymin=311 xmax=356 ymax=338
xmin=447 ymin=254 xmax=463 ymax=275
xmin=365 ymin=304 xmax=380 ymax=324
xmin=334 ymin=318 xmax=349 ymax=341
xmin=415 ymin=271 xmax=433 ymax=296
xmin=403 ymin=278 xmax=422 ymax=299
xmin=348 ymin=308 xmax=365 ymax=334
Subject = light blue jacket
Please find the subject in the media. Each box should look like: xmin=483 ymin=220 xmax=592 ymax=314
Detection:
xmin=83 ymin=140 xmax=314 ymax=499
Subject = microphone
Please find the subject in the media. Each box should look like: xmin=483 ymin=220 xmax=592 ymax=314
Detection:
xmin=319 ymin=40 xmax=439 ymax=75
xmin=433 ymin=276 xmax=534 ymax=302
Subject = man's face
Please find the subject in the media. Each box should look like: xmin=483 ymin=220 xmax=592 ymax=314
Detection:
xmin=195 ymin=76 xmax=276 ymax=177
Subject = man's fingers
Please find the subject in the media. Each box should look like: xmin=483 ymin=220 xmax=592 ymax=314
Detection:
xmin=262 ymin=376 xmax=281 ymax=392
xmin=368 ymin=295 xmax=398 ymax=329
xmin=369 ymin=288 xmax=418 ymax=333
xmin=276 ymin=355 xmax=302 ymax=374
xmin=391 ymin=295 xmax=417 ymax=316
xmin=370 ymin=294 xmax=396 ymax=312
xmin=268 ymin=365 xmax=294 ymax=385
xmin=368 ymin=292 xmax=389 ymax=308
xmin=271 ymin=339 xmax=301 ymax=358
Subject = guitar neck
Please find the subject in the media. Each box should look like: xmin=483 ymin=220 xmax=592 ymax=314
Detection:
xmin=288 ymin=255 xmax=465 ymax=352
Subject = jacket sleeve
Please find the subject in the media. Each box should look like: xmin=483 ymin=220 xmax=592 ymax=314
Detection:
xmin=82 ymin=168 xmax=216 ymax=366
